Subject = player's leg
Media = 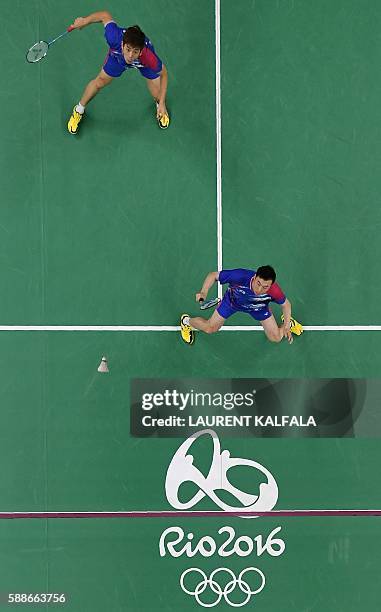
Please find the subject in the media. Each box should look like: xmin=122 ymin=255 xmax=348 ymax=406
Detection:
xmin=68 ymin=64 xmax=115 ymax=134
xmin=180 ymin=293 xmax=233 ymax=345
xmin=260 ymin=313 xmax=290 ymax=344
xmin=79 ymin=69 xmax=114 ymax=107
xmin=144 ymin=73 xmax=170 ymax=129
xmin=190 ymin=310 xmax=226 ymax=333
xmin=180 ymin=310 xmax=225 ymax=345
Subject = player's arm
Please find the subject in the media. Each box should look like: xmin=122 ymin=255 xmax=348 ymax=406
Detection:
xmin=157 ymin=64 xmax=168 ymax=106
xmin=70 ymin=11 xmax=113 ymax=30
xmin=154 ymin=64 xmax=168 ymax=120
xmin=280 ymin=298 xmax=292 ymax=340
xmin=195 ymin=271 xmax=219 ymax=302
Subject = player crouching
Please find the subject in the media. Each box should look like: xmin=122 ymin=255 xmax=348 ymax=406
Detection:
xmin=180 ymin=266 xmax=303 ymax=345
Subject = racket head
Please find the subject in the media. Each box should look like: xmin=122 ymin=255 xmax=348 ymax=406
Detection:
xmin=199 ymin=297 xmax=220 ymax=310
xmin=26 ymin=41 xmax=49 ymax=63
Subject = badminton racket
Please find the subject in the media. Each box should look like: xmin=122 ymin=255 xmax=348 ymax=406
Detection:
xmin=199 ymin=297 xmax=220 ymax=310
xmin=26 ymin=26 xmax=75 ymax=63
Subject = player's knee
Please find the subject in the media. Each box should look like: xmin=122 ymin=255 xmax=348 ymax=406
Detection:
xmin=205 ymin=323 xmax=220 ymax=334
xmin=267 ymin=333 xmax=282 ymax=343
xmin=94 ymin=76 xmax=110 ymax=90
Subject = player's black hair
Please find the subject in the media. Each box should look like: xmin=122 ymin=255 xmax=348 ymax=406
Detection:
xmin=255 ymin=265 xmax=276 ymax=283
xmin=123 ymin=25 xmax=146 ymax=50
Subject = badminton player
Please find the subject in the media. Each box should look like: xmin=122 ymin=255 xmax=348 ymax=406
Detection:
xmin=67 ymin=11 xmax=169 ymax=134
xmin=180 ymin=266 xmax=303 ymax=345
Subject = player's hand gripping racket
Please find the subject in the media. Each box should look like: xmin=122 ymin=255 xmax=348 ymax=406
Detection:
xmin=26 ymin=26 xmax=75 ymax=63
xmin=199 ymin=297 xmax=220 ymax=310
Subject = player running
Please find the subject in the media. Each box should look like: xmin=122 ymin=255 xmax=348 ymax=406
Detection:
xmin=67 ymin=11 xmax=169 ymax=134
xmin=180 ymin=266 xmax=303 ymax=345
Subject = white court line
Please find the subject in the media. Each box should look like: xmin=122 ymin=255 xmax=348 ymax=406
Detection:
xmin=0 ymin=4 xmax=223 ymax=336
xmin=4 ymin=5 xmax=379 ymax=337
xmin=0 ymin=326 xmax=380 ymax=332
xmin=215 ymin=0 xmax=223 ymax=300
xmin=207 ymin=8 xmax=381 ymax=336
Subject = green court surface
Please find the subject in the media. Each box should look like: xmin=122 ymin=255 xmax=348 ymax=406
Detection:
xmin=1 ymin=0 xmax=381 ymax=610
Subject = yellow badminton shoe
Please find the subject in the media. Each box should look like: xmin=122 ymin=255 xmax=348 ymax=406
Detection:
xmin=68 ymin=106 xmax=84 ymax=134
xmin=158 ymin=112 xmax=170 ymax=129
xmin=180 ymin=314 xmax=194 ymax=345
xmin=282 ymin=314 xmax=304 ymax=336
xmin=155 ymin=101 xmax=170 ymax=129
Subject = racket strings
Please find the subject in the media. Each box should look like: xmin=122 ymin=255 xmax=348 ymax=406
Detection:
xmin=26 ymin=41 xmax=48 ymax=63
xmin=199 ymin=297 xmax=220 ymax=310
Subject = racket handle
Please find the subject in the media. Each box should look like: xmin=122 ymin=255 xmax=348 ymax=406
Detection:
xmin=198 ymin=297 xmax=204 ymax=303
xmin=67 ymin=25 xmax=75 ymax=32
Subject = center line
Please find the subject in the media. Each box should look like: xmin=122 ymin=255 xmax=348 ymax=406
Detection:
xmin=215 ymin=0 xmax=223 ymax=299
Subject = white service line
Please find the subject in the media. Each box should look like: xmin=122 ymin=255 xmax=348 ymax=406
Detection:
xmin=0 ymin=326 xmax=380 ymax=332
xmin=221 ymin=325 xmax=381 ymax=331
xmin=215 ymin=0 xmax=223 ymax=299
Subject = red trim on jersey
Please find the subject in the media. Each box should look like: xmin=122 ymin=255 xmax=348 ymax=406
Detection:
xmin=140 ymin=47 xmax=160 ymax=71
xmin=267 ymin=282 xmax=286 ymax=303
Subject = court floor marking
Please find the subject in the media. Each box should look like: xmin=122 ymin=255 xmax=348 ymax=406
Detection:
xmin=0 ymin=326 xmax=380 ymax=331
xmin=212 ymin=3 xmax=380 ymax=332
xmin=0 ymin=1 xmax=224 ymax=334
xmin=0 ymin=509 xmax=381 ymax=519
xmin=2 ymin=7 xmax=379 ymax=334
xmin=215 ymin=0 xmax=223 ymax=301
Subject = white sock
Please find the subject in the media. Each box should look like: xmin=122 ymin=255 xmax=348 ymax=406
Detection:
xmin=183 ymin=316 xmax=190 ymax=325
xmin=75 ymin=102 xmax=85 ymax=114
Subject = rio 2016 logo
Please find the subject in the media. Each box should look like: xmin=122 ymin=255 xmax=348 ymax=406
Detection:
xmin=159 ymin=429 xmax=285 ymax=608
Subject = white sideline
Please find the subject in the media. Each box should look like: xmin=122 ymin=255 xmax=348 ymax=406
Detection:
xmin=215 ymin=0 xmax=223 ymax=299
xmin=0 ymin=326 xmax=380 ymax=332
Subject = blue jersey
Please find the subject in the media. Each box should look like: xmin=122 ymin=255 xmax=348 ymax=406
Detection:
xmin=104 ymin=22 xmax=162 ymax=75
xmin=219 ymin=269 xmax=286 ymax=313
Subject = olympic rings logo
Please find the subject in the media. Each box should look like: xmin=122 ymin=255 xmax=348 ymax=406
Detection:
xmin=180 ymin=567 xmax=266 ymax=608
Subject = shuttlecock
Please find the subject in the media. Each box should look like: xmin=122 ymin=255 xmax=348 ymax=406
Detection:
xmin=97 ymin=356 xmax=109 ymax=373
